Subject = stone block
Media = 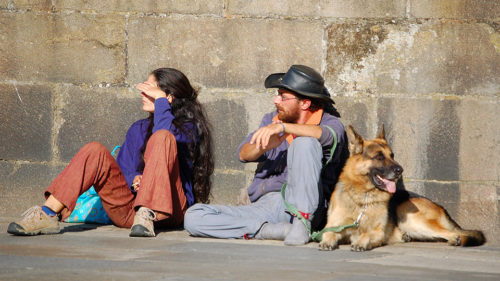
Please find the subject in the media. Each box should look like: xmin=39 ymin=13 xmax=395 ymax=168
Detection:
xmin=0 ymin=0 xmax=52 ymax=11
xmin=0 ymin=162 xmax=65 ymax=217
xmin=401 ymin=180 xmax=426 ymax=196
xmin=200 ymin=93 xmax=248 ymax=171
xmin=320 ymin=0 xmax=406 ymax=18
xmin=378 ymin=97 xmax=460 ymax=182
xmin=227 ymin=0 xmax=320 ymax=17
xmin=332 ymin=96 xmax=375 ymax=139
xmin=0 ymin=13 xmax=125 ymax=84
xmin=424 ymin=99 xmax=461 ymax=181
xmin=0 ymin=185 xmax=47 ymax=218
xmin=5 ymin=0 xmax=52 ymax=10
xmin=0 ymin=162 xmax=63 ymax=189
xmin=458 ymin=99 xmax=500 ymax=182
xmin=210 ymin=172 xmax=249 ymax=205
xmin=457 ymin=183 xmax=499 ymax=245
xmin=410 ymin=0 xmax=500 ymax=19
xmin=198 ymin=89 xmax=275 ymax=171
xmin=0 ymin=83 xmax=52 ymax=161
xmin=422 ymin=181 xmax=460 ymax=218
xmin=326 ymin=21 xmax=500 ymax=96
xmin=53 ymin=0 xmax=223 ymax=15
xmin=232 ymin=90 xmax=276 ymax=136
xmin=56 ymin=86 xmax=147 ymax=162
xmin=127 ymin=17 xmax=323 ymax=88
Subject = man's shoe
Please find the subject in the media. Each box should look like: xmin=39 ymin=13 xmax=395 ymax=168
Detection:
xmin=255 ymin=222 xmax=292 ymax=240
xmin=284 ymin=217 xmax=311 ymax=246
xmin=7 ymin=206 xmax=60 ymax=236
xmin=129 ymin=207 xmax=156 ymax=237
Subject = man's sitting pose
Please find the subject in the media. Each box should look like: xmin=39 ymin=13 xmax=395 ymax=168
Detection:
xmin=184 ymin=65 xmax=349 ymax=245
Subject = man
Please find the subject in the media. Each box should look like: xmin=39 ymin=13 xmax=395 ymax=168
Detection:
xmin=184 ymin=65 xmax=349 ymax=245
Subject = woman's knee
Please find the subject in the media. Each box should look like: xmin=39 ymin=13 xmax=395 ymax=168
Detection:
xmin=146 ymin=130 xmax=177 ymax=152
xmin=150 ymin=129 xmax=176 ymax=142
xmin=82 ymin=142 xmax=108 ymax=154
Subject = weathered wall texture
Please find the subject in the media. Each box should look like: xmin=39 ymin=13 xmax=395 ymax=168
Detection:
xmin=0 ymin=1 xmax=498 ymax=244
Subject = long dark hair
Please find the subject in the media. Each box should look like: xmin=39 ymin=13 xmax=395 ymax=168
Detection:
xmin=140 ymin=68 xmax=214 ymax=203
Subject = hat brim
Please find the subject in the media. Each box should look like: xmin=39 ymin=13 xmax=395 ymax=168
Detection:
xmin=264 ymin=73 xmax=335 ymax=104
xmin=264 ymin=73 xmax=285 ymax=89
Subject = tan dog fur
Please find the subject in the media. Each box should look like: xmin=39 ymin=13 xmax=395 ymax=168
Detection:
xmin=319 ymin=125 xmax=485 ymax=251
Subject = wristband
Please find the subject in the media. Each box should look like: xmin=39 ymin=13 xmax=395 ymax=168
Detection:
xmin=279 ymin=123 xmax=285 ymax=133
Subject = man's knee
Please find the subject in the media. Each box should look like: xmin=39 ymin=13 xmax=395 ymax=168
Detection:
xmin=183 ymin=204 xmax=206 ymax=234
xmin=289 ymin=137 xmax=322 ymax=158
xmin=290 ymin=137 xmax=320 ymax=149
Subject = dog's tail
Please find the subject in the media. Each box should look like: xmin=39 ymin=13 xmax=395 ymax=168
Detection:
xmin=441 ymin=206 xmax=487 ymax=246
xmin=440 ymin=205 xmax=486 ymax=246
xmin=398 ymin=197 xmax=487 ymax=247
xmin=440 ymin=203 xmax=486 ymax=247
xmin=458 ymin=229 xmax=486 ymax=246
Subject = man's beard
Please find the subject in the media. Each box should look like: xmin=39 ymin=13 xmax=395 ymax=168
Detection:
xmin=277 ymin=106 xmax=300 ymax=123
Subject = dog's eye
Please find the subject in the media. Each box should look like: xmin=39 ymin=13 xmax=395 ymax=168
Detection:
xmin=374 ymin=154 xmax=385 ymax=161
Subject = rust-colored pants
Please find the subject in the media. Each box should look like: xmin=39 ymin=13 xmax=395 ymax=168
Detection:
xmin=45 ymin=130 xmax=187 ymax=228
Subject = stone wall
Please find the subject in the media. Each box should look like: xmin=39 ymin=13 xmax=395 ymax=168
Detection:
xmin=0 ymin=1 xmax=498 ymax=244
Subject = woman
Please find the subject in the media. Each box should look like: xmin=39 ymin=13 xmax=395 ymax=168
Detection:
xmin=7 ymin=68 xmax=214 ymax=237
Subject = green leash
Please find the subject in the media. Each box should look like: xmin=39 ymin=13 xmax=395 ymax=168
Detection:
xmin=280 ymin=126 xmax=358 ymax=242
xmin=281 ymin=183 xmax=359 ymax=242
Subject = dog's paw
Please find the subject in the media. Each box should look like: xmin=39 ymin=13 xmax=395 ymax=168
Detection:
xmin=319 ymin=240 xmax=339 ymax=251
xmin=402 ymin=232 xmax=412 ymax=242
xmin=448 ymin=235 xmax=461 ymax=246
xmin=350 ymin=244 xmax=367 ymax=252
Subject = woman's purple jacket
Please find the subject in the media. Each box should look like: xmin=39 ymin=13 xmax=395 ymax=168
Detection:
xmin=116 ymin=97 xmax=196 ymax=207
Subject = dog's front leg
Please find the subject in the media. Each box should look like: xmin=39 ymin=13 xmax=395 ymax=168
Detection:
xmin=319 ymin=231 xmax=343 ymax=251
xmin=350 ymin=228 xmax=386 ymax=251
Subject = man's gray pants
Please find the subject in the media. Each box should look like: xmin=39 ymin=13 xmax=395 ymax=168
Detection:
xmin=184 ymin=137 xmax=323 ymax=238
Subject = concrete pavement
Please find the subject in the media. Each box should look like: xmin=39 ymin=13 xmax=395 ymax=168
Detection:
xmin=0 ymin=219 xmax=499 ymax=281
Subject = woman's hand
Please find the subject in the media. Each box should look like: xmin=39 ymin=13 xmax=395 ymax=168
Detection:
xmin=132 ymin=175 xmax=142 ymax=191
xmin=136 ymin=82 xmax=167 ymax=100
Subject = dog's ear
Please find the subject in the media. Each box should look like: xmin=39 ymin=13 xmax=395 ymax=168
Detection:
xmin=377 ymin=124 xmax=386 ymax=140
xmin=347 ymin=125 xmax=364 ymax=155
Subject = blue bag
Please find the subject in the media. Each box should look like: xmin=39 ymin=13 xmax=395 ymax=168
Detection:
xmin=65 ymin=145 xmax=121 ymax=225
xmin=65 ymin=186 xmax=112 ymax=224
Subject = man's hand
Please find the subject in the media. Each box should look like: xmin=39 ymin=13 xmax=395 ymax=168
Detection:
xmin=250 ymin=123 xmax=287 ymax=150
xmin=240 ymin=122 xmax=287 ymax=162
xmin=132 ymin=175 xmax=142 ymax=191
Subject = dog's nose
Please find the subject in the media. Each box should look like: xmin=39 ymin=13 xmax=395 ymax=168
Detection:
xmin=393 ymin=165 xmax=403 ymax=176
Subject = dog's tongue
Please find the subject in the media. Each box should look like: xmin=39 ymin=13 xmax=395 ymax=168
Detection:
xmin=381 ymin=177 xmax=396 ymax=193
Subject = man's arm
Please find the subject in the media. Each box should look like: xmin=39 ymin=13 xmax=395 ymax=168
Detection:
xmin=238 ymin=142 xmax=268 ymax=162
xmin=250 ymin=123 xmax=322 ymax=148
xmin=239 ymin=126 xmax=287 ymax=161
xmin=278 ymin=123 xmax=322 ymax=139
xmin=240 ymin=123 xmax=322 ymax=161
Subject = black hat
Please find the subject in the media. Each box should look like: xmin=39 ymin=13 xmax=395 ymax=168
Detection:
xmin=264 ymin=65 xmax=334 ymax=104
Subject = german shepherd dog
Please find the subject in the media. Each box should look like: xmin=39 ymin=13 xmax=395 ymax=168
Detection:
xmin=319 ymin=125 xmax=485 ymax=251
